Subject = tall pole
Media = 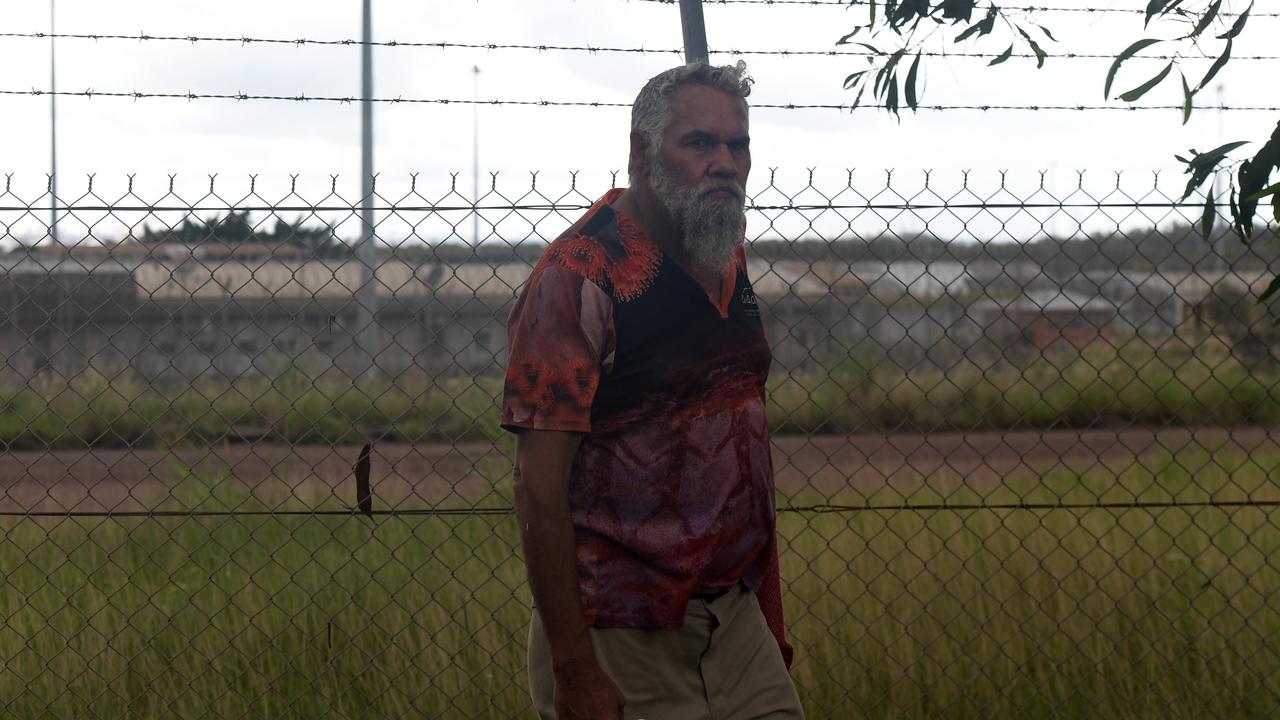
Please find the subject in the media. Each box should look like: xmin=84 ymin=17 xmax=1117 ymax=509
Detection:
xmin=679 ymin=0 xmax=708 ymax=64
xmin=1213 ymin=83 xmax=1226 ymax=277
xmin=472 ymin=65 xmax=480 ymax=246
xmin=355 ymin=0 xmax=378 ymax=380
xmin=49 ymin=0 xmax=58 ymax=244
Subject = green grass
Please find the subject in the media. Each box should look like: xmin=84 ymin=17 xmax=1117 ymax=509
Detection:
xmin=784 ymin=442 xmax=1280 ymax=718
xmin=768 ymin=339 xmax=1280 ymax=435
xmin=2 ymin=443 xmax=1279 ymax=718
xmin=3 ymin=340 xmax=1278 ymax=451
xmin=0 ymin=370 xmax=506 ymax=451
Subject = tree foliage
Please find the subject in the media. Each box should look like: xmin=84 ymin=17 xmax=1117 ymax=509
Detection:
xmin=140 ymin=211 xmax=351 ymax=258
xmin=839 ymin=0 xmax=1278 ymax=267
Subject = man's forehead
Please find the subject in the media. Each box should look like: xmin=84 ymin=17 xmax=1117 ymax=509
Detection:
xmin=665 ymin=85 xmax=749 ymax=134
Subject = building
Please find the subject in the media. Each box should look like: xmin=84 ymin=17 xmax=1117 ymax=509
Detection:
xmin=0 ymin=241 xmax=1214 ymax=385
xmin=971 ymin=290 xmax=1117 ymax=353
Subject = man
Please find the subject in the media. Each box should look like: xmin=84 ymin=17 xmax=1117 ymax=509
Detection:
xmin=502 ymin=61 xmax=804 ymax=720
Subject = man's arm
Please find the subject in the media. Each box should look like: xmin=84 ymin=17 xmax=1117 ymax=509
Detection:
xmin=514 ymin=429 xmax=625 ymax=720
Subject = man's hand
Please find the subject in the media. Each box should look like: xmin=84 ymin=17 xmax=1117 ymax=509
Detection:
xmin=554 ymin=652 xmax=626 ymax=720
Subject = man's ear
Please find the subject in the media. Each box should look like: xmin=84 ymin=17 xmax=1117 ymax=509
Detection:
xmin=629 ymin=130 xmax=651 ymax=180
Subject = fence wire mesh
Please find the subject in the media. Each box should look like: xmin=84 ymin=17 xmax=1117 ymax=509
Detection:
xmin=1 ymin=170 xmax=1279 ymax=718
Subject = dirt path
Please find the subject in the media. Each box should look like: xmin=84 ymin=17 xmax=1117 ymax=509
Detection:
xmin=1 ymin=427 xmax=1275 ymax=513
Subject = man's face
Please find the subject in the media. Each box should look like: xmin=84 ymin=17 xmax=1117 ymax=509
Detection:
xmin=644 ymin=84 xmax=751 ymax=275
xmin=652 ymin=84 xmax=751 ymax=199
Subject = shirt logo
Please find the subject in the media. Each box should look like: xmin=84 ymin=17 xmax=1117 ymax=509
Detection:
xmin=740 ymin=286 xmax=760 ymax=317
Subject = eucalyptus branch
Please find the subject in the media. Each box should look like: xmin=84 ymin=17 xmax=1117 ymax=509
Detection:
xmin=837 ymin=1 xmax=1053 ymax=115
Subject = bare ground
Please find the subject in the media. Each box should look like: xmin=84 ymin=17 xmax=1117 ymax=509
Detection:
xmin=1 ymin=426 xmax=1276 ymax=514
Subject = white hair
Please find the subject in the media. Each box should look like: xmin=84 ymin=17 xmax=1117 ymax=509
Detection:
xmin=628 ymin=61 xmax=753 ymax=185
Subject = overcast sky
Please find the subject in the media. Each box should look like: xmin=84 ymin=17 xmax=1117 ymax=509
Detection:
xmin=0 ymin=0 xmax=1275 ymax=245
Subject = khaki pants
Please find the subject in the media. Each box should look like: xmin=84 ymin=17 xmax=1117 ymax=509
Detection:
xmin=528 ymin=584 xmax=804 ymax=720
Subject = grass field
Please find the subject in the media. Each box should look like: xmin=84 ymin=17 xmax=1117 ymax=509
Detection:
xmin=3 ymin=340 xmax=1278 ymax=451
xmin=1 ymin=440 xmax=1278 ymax=718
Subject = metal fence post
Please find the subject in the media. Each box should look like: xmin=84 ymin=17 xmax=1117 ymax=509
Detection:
xmin=679 ymin=0 xmax=708 ymax=64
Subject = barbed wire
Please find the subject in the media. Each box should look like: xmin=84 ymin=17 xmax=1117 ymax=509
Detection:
xmin=0 ymin=31 xmax=681 ymax=55
xmin=631 ymin=0 xmax=1278 ymax=16
xmin=0 ymin=201 xmax=1233 ymax=213
xmin=3 ymin=31 xmax=1277 ymax=62
xmin=3 ymin=88 xmax=1277 ymax=112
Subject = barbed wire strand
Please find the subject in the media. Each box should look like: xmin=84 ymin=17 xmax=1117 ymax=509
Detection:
xmin=3 ymin=89 xmax=1276 ymax=112
xmin=631 ymin=0 xmax=1279 ymax=17
xmin=0 ymin=201 xmax=1237 ymax=213
xmin=2 ymin=32 xmax=1277 ymax=62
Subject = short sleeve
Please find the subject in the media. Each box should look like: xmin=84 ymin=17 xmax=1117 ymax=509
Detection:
xmin=501 ymin=265 xmax=614 ymax=433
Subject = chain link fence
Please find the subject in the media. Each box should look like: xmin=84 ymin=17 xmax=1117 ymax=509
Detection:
xmin=1 ymin=170 xmax=1278 ymax=718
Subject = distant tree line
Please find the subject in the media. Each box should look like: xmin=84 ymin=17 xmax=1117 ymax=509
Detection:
xmin=136 ymin=211 xmax=1275 ymax=272
xmin=139 ymin=211 xmax=351 ymax=258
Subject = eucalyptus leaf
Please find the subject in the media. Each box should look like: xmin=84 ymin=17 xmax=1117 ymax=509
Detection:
xmin=1119 ymin=61 xmax=1173 ymax=103
xmin=1147 ymin=0 xmax=1190 ymax=26
xmin=954 ymin=6 xmax=997 ymax=43
xmin=1177 ymin=140 xmax=1250 ymax=200
xmin=1201 ymin=186 xmax=1217 ymax=240
xmin=1027 ymin=38 xmax=1048 ymax=68
xmin=1144 ymin=0 xmax=1172 ymax=27
xmin=843 ymin=71 xmax=869 ymax=90
xmin=940 ymin=0 xmax=974 ymax=23
xmin=1244 ymin=182 xmax=1280 ymax=204
xmin=1105 ymin=38 xmax=1163 ymax=100
xmin=1234 ymin=122 xmax=1280 ymax=238
xmin=1197 ymin=38 xmax=1233 ymax=91
xmin=1013 ymin=27 xmax=1047 ymax=68
xmin=989 ymin=44 xmax=1014 ymax=66
xmin=836 ymin=29 xmax=863 ymax=45
xmin=905 ymin=52 xmax=922 ymax=111
xmin=1181 ymin=71 xmax=1194 ymax=125
xmin=1190 ymin=0 xmax=1223 ymax=38
xmin=1218 ymin=2 xmax=1252 ymax=39
xmin=1230 ymin=186 xmax=1242 ymax=239
xmin=890 ymin=0 xmax=931 ymax=31
xmin=1258 ymin=274 xmax=1280 ymax=303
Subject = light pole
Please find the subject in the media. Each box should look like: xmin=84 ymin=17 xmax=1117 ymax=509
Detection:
xmin=354 ymin=0 xmax=379 ymax=381
xmin=472 ymin=65 xmax=481 ymax=246
xmin=49 ymin=0 xmax=58 ymax=244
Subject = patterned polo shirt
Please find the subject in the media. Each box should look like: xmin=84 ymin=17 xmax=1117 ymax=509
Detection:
xmin=502 ymin=188 xmax=792 ymax=667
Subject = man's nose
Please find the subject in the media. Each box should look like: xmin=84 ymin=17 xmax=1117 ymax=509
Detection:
xmin=706 ymin=143 xmax=737 ymax=178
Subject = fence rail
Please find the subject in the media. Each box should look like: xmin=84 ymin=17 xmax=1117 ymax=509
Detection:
xmin=2 ymin=171 xmax=1279 ymax=718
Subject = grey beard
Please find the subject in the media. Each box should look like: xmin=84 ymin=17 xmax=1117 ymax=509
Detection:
xmin=649 ymin=160 xmax=745 ymax=276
